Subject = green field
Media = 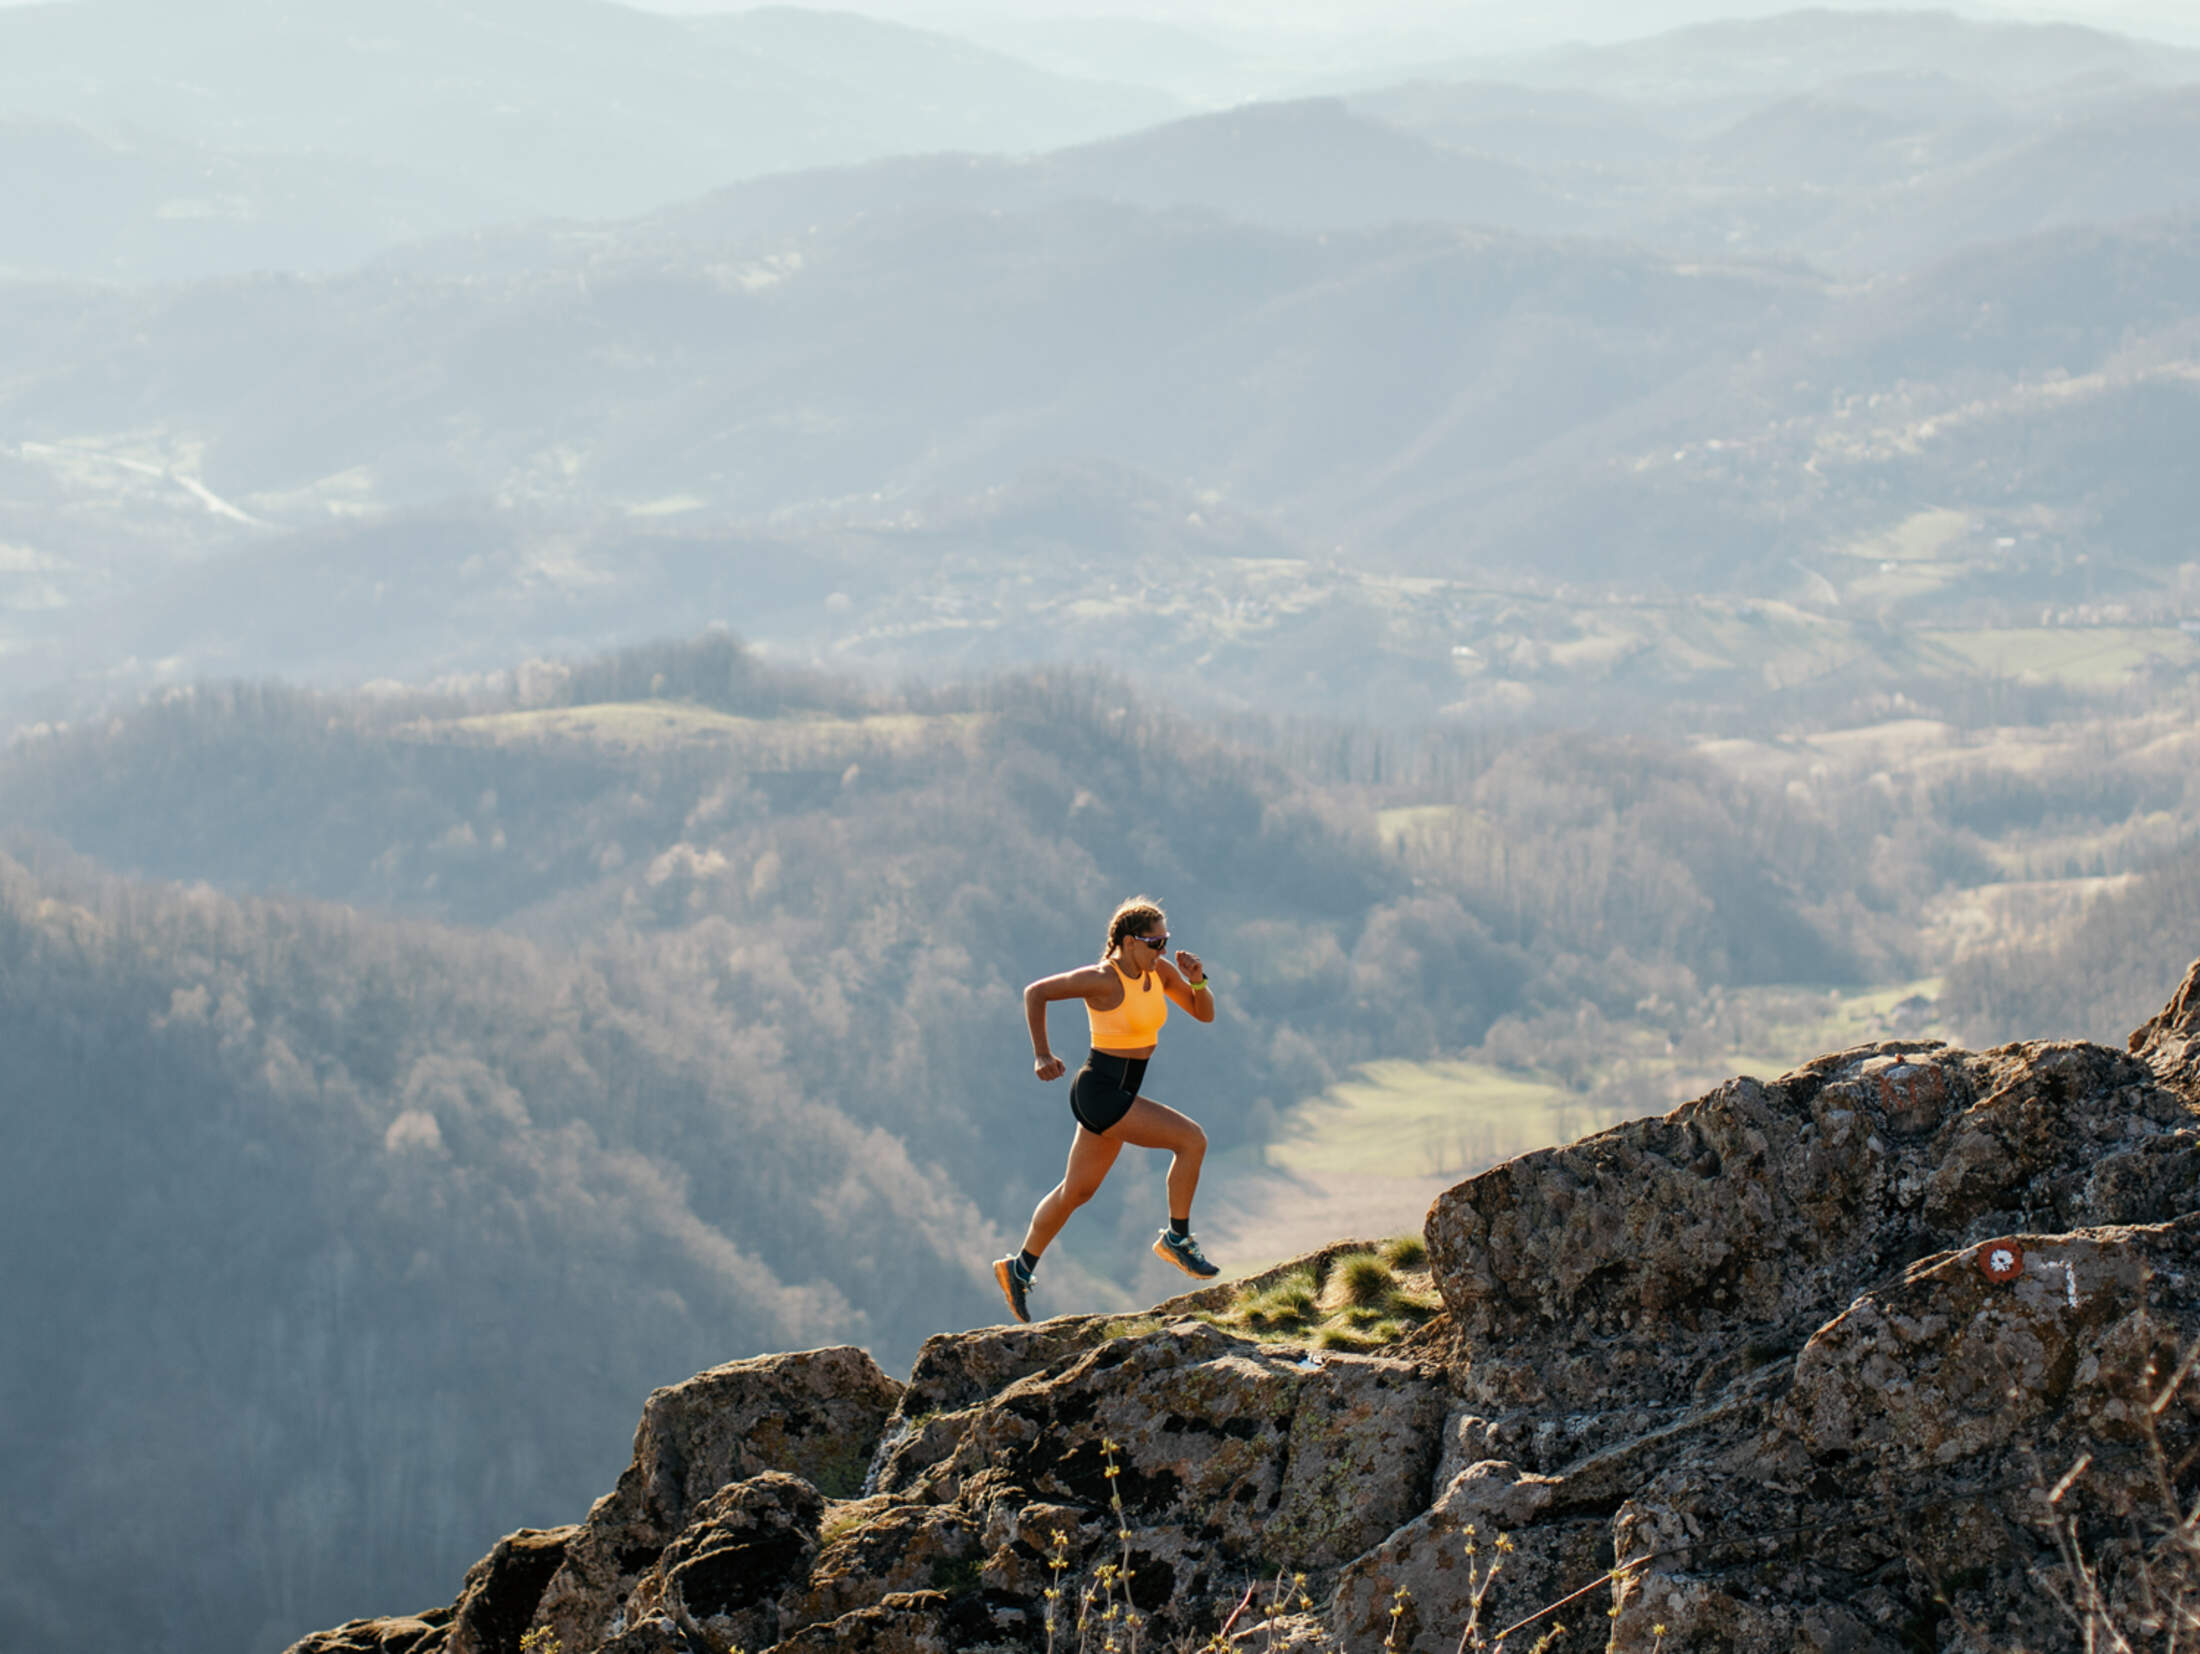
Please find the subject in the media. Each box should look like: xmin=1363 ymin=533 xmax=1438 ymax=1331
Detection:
xmin=422 ymin=702 xmax=968 ymax=757
xmin=1845 ymin=507 xmax=1974 ymax=564
xmin=1919 ymin=627 xmax=2200 ymax=686
xmin=1374 ymin=803 xmax=1471 ymax=849
xmin=1264 ymin=1058 xmax=1599 ymax=1180
xmin=1264 ymin=978 xmax=1954 ymax=1185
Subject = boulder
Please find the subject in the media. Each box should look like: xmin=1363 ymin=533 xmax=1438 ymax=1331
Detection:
xmin=865 ymin=1241 xmax=1399 ymax=1498
xmin=799 ymin=1318 xmax=1448 ymax=1648
xmin=780 ymin=1499 xmax=982 ymax=1633
xmin=622 ymin=1472 xmax=823 ymax=1653
xmin=532 ymin=1345 xmax=899 ymax=1652
xmin=444 ymin=1528 xmax=576 ymax=1654
xmin=1426 ymin=1039 xmax=2196 ymax=1415
xmin=910 ymin=1318 xmax=1448 ymax=1637
xmin=868 ymin=1314 xmax=1137 ymax=1496
xmin=1607 ymin=1214 xmax=2200 ymax=1651
xmin=1396 ymin=1026 xmax=2200 ymax=1654
xmin=2132 ymin=954 xmax=2200 ymax=1099
xmin=1330 ymin=1461 xmax=1608 ymax=1654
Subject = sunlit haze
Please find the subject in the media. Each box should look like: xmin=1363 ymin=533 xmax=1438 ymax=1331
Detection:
xmin=4 ymin=0 xmax=2200 ymax=1651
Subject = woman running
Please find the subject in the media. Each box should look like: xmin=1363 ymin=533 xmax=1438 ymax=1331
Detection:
xmin=993 ymin=895 xmax=1221 ymax=1324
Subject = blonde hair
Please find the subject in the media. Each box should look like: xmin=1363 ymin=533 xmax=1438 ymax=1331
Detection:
xmin=1102 ymin=895 xmax=1167 ymax=961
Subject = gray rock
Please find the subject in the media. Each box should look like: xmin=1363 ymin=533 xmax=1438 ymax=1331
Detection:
xmin=445 ymin=1527 xmax=576 ymax=1654
xmin=1331 ymin=1460 xmax=1607 ymax=1654
xmin=1608 ymin=1214 xmax=2200 ymax=1651
xmin=929 ymin=1319 xmax=1444 ymax=1558
xmin=779 ymin=1498 xmax=981 ymax=1636
xmin=532 ymin=1344 xmax=899 ymax=1652
xmin=624 ymin=1472 xmax=823 ymax=1654
xmin=1425 ymin=1038 xmax=2196 ymax=1415
xmin=866 ymin=1240 xmax=1402 ymax=1499
xmin=2132 ymin=953 xmax=2200 ymax=1099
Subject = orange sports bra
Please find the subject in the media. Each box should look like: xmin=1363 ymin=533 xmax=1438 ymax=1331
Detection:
xmin=1087 ymin=959 xmax=1169 ymax=1050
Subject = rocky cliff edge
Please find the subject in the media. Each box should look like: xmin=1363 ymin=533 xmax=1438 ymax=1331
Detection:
xmin=289 ymin=957 xmax=2200 ymax=1654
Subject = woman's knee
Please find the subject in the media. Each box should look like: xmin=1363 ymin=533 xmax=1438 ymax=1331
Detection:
xmin=1061 ymin=1178 xmax=1104 ymax=1209
xmin=1178 ymin=1122 xmax=1208 ymax=1160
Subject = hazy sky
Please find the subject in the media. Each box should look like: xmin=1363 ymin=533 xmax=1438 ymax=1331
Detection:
xmin=616 ymin=0 xmax=2192 ymax=34
xmin=0 ymin=0 xmax=2191 ymax=49
xmin=0 ymin=0 xmax=2183 ymax=29
xmin=626 ymin=0 xmax=2200 ymax=52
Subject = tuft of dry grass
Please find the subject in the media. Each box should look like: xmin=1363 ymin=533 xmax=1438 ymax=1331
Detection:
xmin=1236 ymin=1271 xmax=1321 ymax=1333
xmin=1381 ymin=1234 xmax=1428 ymax=1271
xmin=1329 ymin=1253 xmax=1397 ymax=1310
xmin=1201 ymin=1241 xmax=1442 ymax=1354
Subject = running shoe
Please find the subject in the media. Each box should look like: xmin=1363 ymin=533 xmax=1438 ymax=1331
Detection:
xmin=993 ymin=1255 xmax=1034 ymax=1324
xmin=1153 ymin=1229 xmax=1220 ymax=1279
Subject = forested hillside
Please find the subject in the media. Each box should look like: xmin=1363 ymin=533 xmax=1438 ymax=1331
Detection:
xmin=1943 ymin=837 xmax=2200 ymax=1042
xmin=2 ymin=849 xmax=929 ymax=1650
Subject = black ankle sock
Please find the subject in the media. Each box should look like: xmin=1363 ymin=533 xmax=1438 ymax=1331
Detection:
xmin=1169 ymin=1217 xmax=1189 ymax=1239
xmin=1017 ymin=1250 xmax=1039 ymax=1275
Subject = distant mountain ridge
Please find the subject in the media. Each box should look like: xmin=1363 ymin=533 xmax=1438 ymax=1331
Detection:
xmin=0 ymin=0 xmax=1179 ymax=233
xmin=634 ymin=99 xmax=1593 ymax=246
xmin=1416 ymin=5 xmax=2200 ymax=101
xmin=0 ymin=116 xmax=495 ymax=280
xmin=5 ymin=3 xmax=2197 ymax=283
xmin=7 ymin=203 xmax=2194 ymax=598
xmin=2 ymin=5 xmax=2197 ymax=718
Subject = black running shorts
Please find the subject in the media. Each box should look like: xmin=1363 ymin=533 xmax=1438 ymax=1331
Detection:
xmin=1070 ymin=1050 xmax=1148 ymax=1135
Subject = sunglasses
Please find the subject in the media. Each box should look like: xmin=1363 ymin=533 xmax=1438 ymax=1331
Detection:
xmin=1133 ymin=933 xmax=1169 ymax=950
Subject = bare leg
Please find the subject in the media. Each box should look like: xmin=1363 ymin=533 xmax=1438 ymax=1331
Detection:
xmin=1110 ymin=1096 xmax=1208 ymax=1224
xmin=1021 ymin=1127 xmax=1124 ymax=1259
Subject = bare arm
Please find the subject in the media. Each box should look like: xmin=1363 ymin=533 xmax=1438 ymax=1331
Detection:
xmin=1024 ymin=965 xmax=1115 ymax=1080
xmin=1158 ymin=951 xmax=1215 ymax=1023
